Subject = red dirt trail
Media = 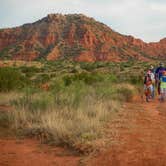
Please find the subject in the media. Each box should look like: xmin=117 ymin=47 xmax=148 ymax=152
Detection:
xmin=0 ymin=139 xmax=80 ymax=166
xmin=1 ymin=99 xmax=166 ymax=166
xmin=87 ymin=99 xmax=166 ymax=166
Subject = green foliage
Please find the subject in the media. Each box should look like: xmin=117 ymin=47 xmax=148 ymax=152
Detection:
xmin=11 ymin=88 xmax=54 ymax=112
xmin=35 ymin=74 xmax=50 ymax=84
xmin=129 ymin=75 xmax=143 ymax=85
xmin=63 ymin=72 xmax=103 ymax=86
xmin=0 ymin=67 xmax=29 ymax=92
xmin=19 ymin=66 xmax=41 ymax=77
xmin=20 ymin=66 xmax=41 ymax=73
xmin=0 ymin=112 xmax=9 ymax=128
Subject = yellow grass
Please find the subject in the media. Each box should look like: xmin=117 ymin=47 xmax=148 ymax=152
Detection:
xmin=0 ymin=92 xmax=22 ymax=105
xmin=8 ymin=95 xmax=120 ymax=153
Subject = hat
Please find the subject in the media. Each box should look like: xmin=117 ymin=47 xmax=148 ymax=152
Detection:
xmin=150 ymin=65 xmax=154 ymax=69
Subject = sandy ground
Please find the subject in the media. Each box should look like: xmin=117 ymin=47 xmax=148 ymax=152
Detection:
xmin=0 ymin=139 xmax=80 ymax=166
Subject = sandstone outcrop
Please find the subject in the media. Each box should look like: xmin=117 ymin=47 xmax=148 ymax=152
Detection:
xmin=0 ymin=14 xmax=166 ymax=62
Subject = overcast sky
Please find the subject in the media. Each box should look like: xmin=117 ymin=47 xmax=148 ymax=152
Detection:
xmin=0 ymin=0 xmax=166 ymax=42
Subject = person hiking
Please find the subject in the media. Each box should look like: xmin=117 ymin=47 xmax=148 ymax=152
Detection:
xmin=155 ymin=62 xmax=166 ymax=95
xmin=160 ymin=71 xmax=166 ymax=102
xmin=149 ymin=66 xmax=155 ymax=98
xmin=144 ymin=70 xmax=154 ymax=102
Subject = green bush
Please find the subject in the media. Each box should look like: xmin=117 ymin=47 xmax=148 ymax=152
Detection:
xmin=129 ymin=75 xmax=143 ymax=85
xmin=0 ymin=67 xmax=29 ymax=92
xmin=35 ymin=74 xmax=50 ymax=84
xmin=20 ymin=66 xmax=41 ymax=76
xmin=11 ymin=88 xmax=54 ymax=112
xmin=63 ymin=72 xmax=104 ymax=86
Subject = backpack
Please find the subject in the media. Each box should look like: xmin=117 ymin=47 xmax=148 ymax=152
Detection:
xmin=144 ymin=74 xmax=152 ymax=86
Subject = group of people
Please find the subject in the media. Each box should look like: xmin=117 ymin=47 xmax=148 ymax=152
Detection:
xmin=144 ymin=62 xmax=166 ymax=102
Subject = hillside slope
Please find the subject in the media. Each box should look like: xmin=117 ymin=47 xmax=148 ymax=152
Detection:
xmin=0 ymin=14 xmax=166 ymax=62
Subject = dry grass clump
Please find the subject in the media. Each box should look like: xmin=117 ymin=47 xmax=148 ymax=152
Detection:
xmin=112 ymin=83 xmax=136 ymax=102
xmin=6 ymin=76 xmax=137 ymax=153
xmin=8 ymin=92 xmax=119 ymax=153
xmin=0 ymin=92 xmax=22 ymax=106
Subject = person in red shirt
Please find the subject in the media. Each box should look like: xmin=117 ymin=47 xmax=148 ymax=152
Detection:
xmin=144 ymin=70 xmax=154 ymax=102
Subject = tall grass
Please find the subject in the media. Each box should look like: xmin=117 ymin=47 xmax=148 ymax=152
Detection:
xmin=7 ymin=79 xmax=137 ymax=153
xmin=0 ymin=92 xmax=22 ymax=105
xmin=9 ymin=91 xmax=120 ymax=153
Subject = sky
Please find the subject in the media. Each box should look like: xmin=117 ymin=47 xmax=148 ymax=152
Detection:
xmin=0 ymin=0 xmax=166 ymax=42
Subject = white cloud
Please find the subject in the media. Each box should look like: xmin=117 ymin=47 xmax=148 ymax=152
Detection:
xmin=150 ymin=3 xmax=166 ymax=12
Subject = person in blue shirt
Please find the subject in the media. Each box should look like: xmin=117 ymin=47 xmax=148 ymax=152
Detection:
xmin=155 ymin=62 xmax=166 ymax=95
xmin=160 ymin=71 xmax=166 ymax=101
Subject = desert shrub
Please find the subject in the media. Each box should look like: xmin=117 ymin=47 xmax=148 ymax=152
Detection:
xmin=35 ymin=74 xmax=50 ymax=84
xmin=112 ymin=84 xmax=135 ymax=102
xmin=117 ymin=87 xmax=134 ymax=102
xmin=62 ymin=72 xmax=117 ymax=87
xmin=9 ymin=91 xmax=119 ymax=153
xmin=0 ymin=67 xmax=29 ymax=92
xmin=128 ymin=75 xmax=143 ymax=85
xmin=51 ymin=73 xmax=118 ymax=108
xmin=11 ymin=88 xmax=53 ymax=112
xmin=80 ymin=62 xmax=112 ymax=71
xmin=51 ymin=80 xmax=92 ymax=109
xmin=19 ymin=66 xmax=41 ymax=77
xmin=0 ymin=92 xmax=22 ymax=105
xmin=0 ymin=112 xmax=10 ymax=128
xmin=63 ymin=72 xmax=103 ymax=86
xmin=80 ymin=62 xmax=98 ymax=71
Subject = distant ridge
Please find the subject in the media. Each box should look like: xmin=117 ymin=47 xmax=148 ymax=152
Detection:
xmin=0 ymin=13 xmax=166 ymax=62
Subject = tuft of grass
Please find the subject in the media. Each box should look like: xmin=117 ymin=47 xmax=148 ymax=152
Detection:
xmin=9 ymin=101 xmax=119 ymax=153
xmin=111 ymin=83 xmax=136 ymax=102
xmin=0 ymin=92 xmax=22 ymax=106
xmin=8 ymin=87 xmax=120 ymax=153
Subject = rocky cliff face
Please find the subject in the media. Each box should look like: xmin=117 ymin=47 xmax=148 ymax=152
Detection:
xmin=0 ymin=14 xmax=166 ymax=62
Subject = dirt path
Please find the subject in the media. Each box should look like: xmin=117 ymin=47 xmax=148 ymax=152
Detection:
xmin=1 ymin=99 xmax=166 ymax=166
xmin=0 ymin=139 xmax=81 ymax=166
xmin=87 ymin=99 xmax=166 ymax=166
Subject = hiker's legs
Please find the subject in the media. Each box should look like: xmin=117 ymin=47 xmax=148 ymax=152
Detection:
xmin=153 ymin=84 xmax=155 ymax=98
xmin=150 ymin=85 xmax=155 ymax=99
xmin=146 ymin=86 xmax=151 ymax=102
xmin=158 ymin=82 xmax=161 ymax=95
xmin=160 ymin=88 xmax=164 ymax=102
xmin=164 ymin=88 xmax=166 ymax=101
xmin=144 ymin=85 xmax=149 ymax=102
